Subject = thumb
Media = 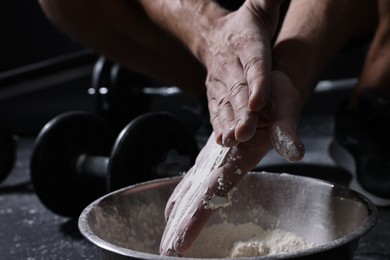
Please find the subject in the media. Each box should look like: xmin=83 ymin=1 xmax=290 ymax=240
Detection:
xmin=270 ymin=121 xmax=304 ymax=162
xmin=268 ymin=71 xmax=305 ymax=162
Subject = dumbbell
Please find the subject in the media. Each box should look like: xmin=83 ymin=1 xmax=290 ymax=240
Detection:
xmin=90 ymin=56 xmax=203 ymax=132
xmin=30 ymin=111 xmax=199 ymax=217
xmin=0 ymin=123 xmax=17 ymax=184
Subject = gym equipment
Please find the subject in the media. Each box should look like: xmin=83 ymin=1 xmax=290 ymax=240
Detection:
xmin=30 ymin=111 xmax=199 ymax=217
xmin=90 ymin=56 xmax=203 ymax=133
xmin=92 ymin=57 xmax=162 ymax=130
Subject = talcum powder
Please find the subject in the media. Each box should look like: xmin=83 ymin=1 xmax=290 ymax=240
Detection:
xmin=185 ymin=222 xmax=314 ymax=258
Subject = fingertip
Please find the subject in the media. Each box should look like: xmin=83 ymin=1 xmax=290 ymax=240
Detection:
xmin=234 ymin=113 xmax=258 ymax=142
xmin=222 ymin=127 xmax=239 ymax=147
xmin=249 ymin=84 xmax=269 ymax=112
xmin=271 ymin=125 xmax=305 ymax=162
xmin=235 ymin=125 xmax=256 ymax=143
xmin=160 ymin=248 xmax=180 ymax=257
xmin=164 ymin=201 xmax=175 ymax=221
xmin=249 ymin=91 xmax=267 ymax=112
xmin=285 ymin=141 xmax=305 ymax=162
xmin=215 ymin=131 xmax=223 ymax=145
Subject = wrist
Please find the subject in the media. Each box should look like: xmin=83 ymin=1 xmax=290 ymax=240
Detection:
xmin=189 ymin=1 xmax=229 ymax=65
xmin=246 ymin=0 xmax=284 ymax=14
xmin=138 ymin=0 xmax=228 ymax=66
xmin=244 ymin=0 xmax=283 ymax=34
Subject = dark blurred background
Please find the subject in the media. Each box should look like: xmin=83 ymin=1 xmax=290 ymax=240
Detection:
xmin=0 ymin=0 xmax=83 ymax=73
xmin=0 ymin=0 xmax=97 ymax=135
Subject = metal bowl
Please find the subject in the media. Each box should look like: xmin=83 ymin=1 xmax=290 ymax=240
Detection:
xmin=78 ymin=171 xmax=377 ymax=260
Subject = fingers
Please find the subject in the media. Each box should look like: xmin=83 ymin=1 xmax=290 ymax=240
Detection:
xmin=207 ymin=60 xmax=260 ymax=145
xmin=207 ymin=77 xmax=236 ymax=146
xmin=268 ymin=71 xmax=305 ymax=162
xmin=164 ymin=140 xmax=214 ymax=219
xmin=201 ymin=5 xmax=277 ymax=145
xmin=240 ymin=38 xmax=271 ymax=112
xmin=238 ymin=2 xmax=277 ymax=113
xmin=160 ymin=134 xmax=231 ymax=256
xmin=236 ymin=40 xmax=271 ymax=140
xmin=223 ymin=39 xmax=272 ymax=143
xmin=221 ymin=59 xmax=260 ymax=143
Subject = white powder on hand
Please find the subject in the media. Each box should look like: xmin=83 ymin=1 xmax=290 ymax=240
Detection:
xmin=185 ymin=222 xmax=314 ymax=258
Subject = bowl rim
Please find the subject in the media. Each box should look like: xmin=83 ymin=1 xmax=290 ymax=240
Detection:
xmin=78 ymin=171 xmax=378 ymax=260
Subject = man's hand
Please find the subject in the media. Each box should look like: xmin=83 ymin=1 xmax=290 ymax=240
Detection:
xmin=160 ymin=131 xmax=271 ymax=256
xmin=200 ymin=1 xmax=281 ymax=146
xmin=160 ymin=71 xmax=305 ymax=256
xmin=139 ymin=0 xmax=282 ymax=146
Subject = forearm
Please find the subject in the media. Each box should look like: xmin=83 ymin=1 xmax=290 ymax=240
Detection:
xmin=137 ymin=0 xmax=228 ymax=64
xmin=272 ymin=0 xmax=378 ymax=104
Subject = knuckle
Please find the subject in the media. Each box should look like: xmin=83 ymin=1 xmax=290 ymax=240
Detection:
xmin=208 ymin=100 xmax=219 ymax=119
xmin=243 ymin=56 xmax=262 ymax=74
xmin=229 ymin=80 xmax=247 ymax=94
xmin=228 ymin=81 xmax=248 ymax=107
xmin=217 ymin=97 xmax=230 ymax=109
xmin=234 ymin=102 xmax=247 ymax=114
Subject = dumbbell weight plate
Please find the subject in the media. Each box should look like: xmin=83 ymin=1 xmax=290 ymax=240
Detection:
xmin=30 ymin=111 xmax=116 ymax=217
xmin=91 ymin=56 xmax=153 ymax=131
xmin=108 ymin=112 xmax=199 ymax=191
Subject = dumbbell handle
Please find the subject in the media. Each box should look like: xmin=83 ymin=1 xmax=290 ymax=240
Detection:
xmin=155 ymin=164 xmax=187 ymax=177
xmin=76 ymin=153 xmax=189 ymax=179
xmin=76 ymin=154 xmax=109 ymax=178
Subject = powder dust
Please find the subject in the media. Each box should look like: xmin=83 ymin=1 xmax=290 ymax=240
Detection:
xmin=185 ymin=222 xmax=314 ymax=258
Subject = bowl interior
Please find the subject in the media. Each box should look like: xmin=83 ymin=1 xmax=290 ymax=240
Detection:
xmin=79 ymin=172 xmax=376 ymax=258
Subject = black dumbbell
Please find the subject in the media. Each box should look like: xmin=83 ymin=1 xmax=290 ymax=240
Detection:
xmin=30 ymin=111 xmax=199 ymax=217
xmin=90 ymin=56 xmax=203 ymax=132
xmin=0 ymin=123 xmax=17 ymax=184
xmin=91 ymin=57 xmax=153 ymax=130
